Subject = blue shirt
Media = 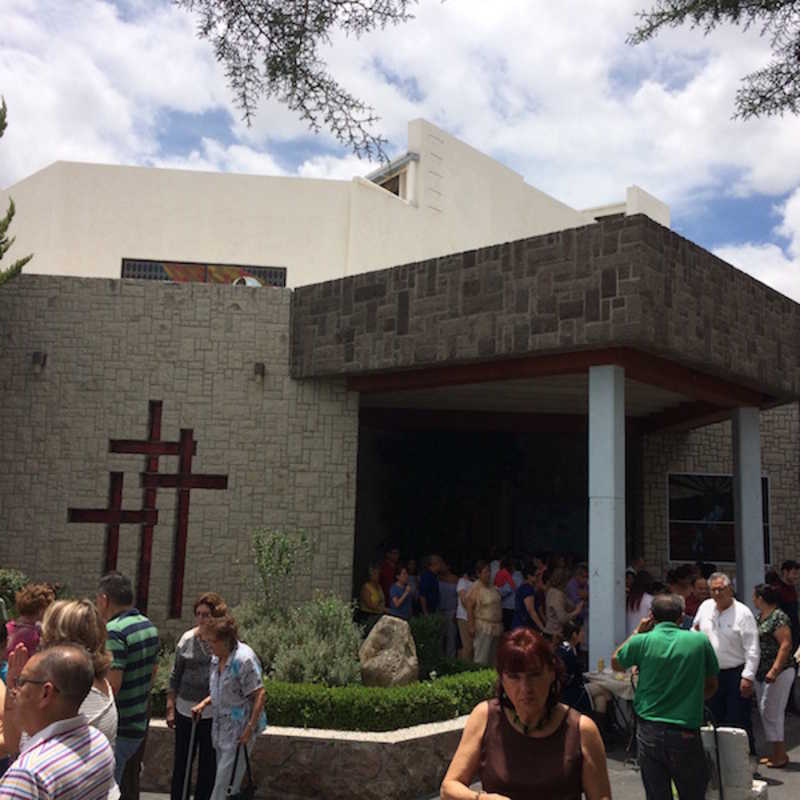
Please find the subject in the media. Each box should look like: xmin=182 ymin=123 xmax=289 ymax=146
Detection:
xmin=419 ymin=570 xmax=440 ymax=613
xmin=390 ymin=584 xmax=412 ymax=619
xmin=512 ymin=583 xmax=541 ymax=630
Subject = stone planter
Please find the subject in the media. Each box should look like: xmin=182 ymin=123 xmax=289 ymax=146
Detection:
xmin=141 ymin=716 xmax=466 ymax=800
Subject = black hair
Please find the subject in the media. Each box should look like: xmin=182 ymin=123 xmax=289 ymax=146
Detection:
xmin=36 ymin=643 xmax=94 ymax=707
xmin=754 ymin=583 xmax=780 ymax=606
xmin=98 ymin=571 xmax=134 ymax=607
xmin=651 ymin=594 xmax=684 ymax=623
xmin=562 ymin=619 xmax=583 ymax=642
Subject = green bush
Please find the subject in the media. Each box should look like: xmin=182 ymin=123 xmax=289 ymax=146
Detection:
xmin=264 ymin=678 xmax=463 ymax=731
xmin=236 ymin=593 xmax=363 ymax=687
xmin=435 ymin=669 xmax=497 ymax=715
xmin=435 ymin=657 xmax=487 ymax=677
xmin=409 ymin=613 xmax=446 ymax=679
xmin=0 ymin=569 xmax=29 ymax=615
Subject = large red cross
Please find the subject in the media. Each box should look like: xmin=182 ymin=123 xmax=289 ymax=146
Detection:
xmin=142 ymin=428 xmax=227 ymax=617
xmin=67 ymin=402 xmax=227 ymax=617
xmin=68 ymin=472 xmax=158 ymax=572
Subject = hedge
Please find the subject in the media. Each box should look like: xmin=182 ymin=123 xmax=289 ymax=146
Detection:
xmin=263 ymin=668 xmax=497 ymax=731
xmin=151 ymin=668 xmax=496 ymax=732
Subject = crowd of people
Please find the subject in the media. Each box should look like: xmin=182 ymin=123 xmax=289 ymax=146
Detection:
xmin=367 ymin=547 xmax=800 ymax=799
xmin=2 ymin=554 xmax=800 ymax=800
xmin=0 ymin=573 xmax=264 ymax=800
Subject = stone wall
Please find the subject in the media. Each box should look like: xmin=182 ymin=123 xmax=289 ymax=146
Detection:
xmin=141 ymin=718 xmax=464 ymax=800
xmin=291 ymin=215 xmax=800 ymax=401
xmin=0 ymin=276 xmax=359 ymax=631
xmin=640 ymin=403 xmax=800 ymax=576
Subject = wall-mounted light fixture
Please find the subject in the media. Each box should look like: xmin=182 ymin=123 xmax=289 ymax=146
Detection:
xmin=253 ymin=362 xmax=266 ymax=377
xmin=32 ymin=351 xmax=48 ymax=373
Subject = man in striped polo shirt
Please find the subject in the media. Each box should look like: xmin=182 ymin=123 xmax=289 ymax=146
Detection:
xmin=96 ymin=572 xmax=159 ymax=800
xmin=0 ymin=643 xmax=116 ymax=800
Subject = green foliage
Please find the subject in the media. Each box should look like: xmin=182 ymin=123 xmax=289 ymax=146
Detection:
xmin=251 ymin=527 xmax=313 ymax=616
xmin=235 ymin=592 xmax=363 ymax=687
xmin=0 ymin=97 xmax=32 ymax=286
xmin=435 ymin=670 xmax=498 ymax=715
xmin=408 ymin=613 xmax=446 ymax=679
xmin=628 ymin=1 xmax=800 ymax=119
xmin=435 ymin=657 xmax=488 ymax=677
xmin=150 ymin=646 xmax=175 ymax=717
xmin=175 ymin=0 xmax=416 ymax=160
xmin=0 ymin=568 xmax=30 ymax=615
xmin=263 ymin=669 xmax=496 ymax=730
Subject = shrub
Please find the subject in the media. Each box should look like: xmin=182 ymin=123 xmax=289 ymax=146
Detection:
xmin=409 ymin=613 xmax=446 ymax=679
xmin=235 ymin=593 xmax=363 ymax=687
xmin=251 ymin=527 xmax=313 ymax=616
xmin=264 ymin=678 xmax=461 ymax=731
xmin=435 ymin=669 xmax=497 ymax=715
xmin=435 ymin=657 xmax=487 ymax=676
xmin=149 ymin=641 xmax=176 ymax=718
xmin=0 ymin=569 xmax=29 ymax=615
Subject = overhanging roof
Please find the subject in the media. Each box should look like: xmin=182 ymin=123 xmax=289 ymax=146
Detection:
xmin=291 ymin=214 xmax=800 ymax=410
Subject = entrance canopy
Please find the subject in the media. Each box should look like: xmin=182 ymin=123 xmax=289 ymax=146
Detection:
xmin=291 ymin=213 xmax=800 ymax=664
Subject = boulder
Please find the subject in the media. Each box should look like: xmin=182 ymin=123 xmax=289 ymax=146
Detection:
xmin=359 ymin=615 xmax=419 ymax=687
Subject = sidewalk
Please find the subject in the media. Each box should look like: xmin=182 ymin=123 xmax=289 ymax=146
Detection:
xmin=142 ymin=706 xmax=800 ymax=800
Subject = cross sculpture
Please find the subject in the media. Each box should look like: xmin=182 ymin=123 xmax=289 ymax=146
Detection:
xmin=68 ymin=401 xmax=228 ymax=617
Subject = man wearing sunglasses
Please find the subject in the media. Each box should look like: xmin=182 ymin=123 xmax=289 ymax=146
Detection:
xmin=0 ymin=643 xmax=116 ymax=800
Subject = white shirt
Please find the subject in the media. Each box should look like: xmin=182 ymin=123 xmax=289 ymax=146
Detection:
xmin=456 ymin=577 xmax=474 ymax=621
xmin=626 ymin=592 xmax=653 ymax=638
xmin=693 ymin=598 xmax=760 ymax=681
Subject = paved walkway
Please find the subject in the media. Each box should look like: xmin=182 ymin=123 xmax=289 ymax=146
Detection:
xmin=143 ymin=706 xmax=800 ymax=800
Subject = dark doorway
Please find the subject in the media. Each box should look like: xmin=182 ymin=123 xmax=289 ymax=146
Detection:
xmin=352 ymin=422 xmax=589 ymax=593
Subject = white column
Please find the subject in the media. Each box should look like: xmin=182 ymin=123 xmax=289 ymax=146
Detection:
xmin=588 ymin=365 xmax=626 ymax=669
xmin=732 ymin=407 xmax=764 ymax=610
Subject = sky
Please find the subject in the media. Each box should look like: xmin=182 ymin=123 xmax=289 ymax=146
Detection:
xmin=2 ymin=0 xmax=800 ymax=300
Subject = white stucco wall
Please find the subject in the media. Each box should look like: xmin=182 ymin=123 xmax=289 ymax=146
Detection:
xmin=1 ymin=119 xmax=669 ymax=287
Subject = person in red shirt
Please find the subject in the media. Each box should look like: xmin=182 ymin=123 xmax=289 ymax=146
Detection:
xmin=5 ymin=583 xmax=55 ymax=654
xmin=494 ymin=557 xmax=517 ymax=631
xmin=378 ymin=546 xmax=400 ymax=605
xmin=775 ymin=560 xmax=799 ymax=648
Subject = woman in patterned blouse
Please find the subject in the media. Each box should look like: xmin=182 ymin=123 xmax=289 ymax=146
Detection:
xmin=191 ymin=615 xmax=266 ymax=800
xmin=753 ymin=583 xmax=794 ymax=768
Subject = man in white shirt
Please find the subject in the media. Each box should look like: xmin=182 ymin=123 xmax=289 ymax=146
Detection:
xmin=693 ymin=572 xmax=760 ymax=753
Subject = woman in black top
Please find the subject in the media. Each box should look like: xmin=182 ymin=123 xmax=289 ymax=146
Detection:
xmin=559 ymin=621 xmax=610 ymax=726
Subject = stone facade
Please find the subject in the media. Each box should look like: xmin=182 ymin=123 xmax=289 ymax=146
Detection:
xmin=291 ymin=214 xmax=800 ymax=402
xmin=141 ymin=718 xmax=464 ymax=800
xmin=0 ymin=276 xmax=359 ymax=630
xmin=640 ymin=403 xmax=800 ymax=576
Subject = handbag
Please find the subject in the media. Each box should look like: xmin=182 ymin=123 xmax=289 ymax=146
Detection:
xmin=226 ymin=743 xmax=256 ymax=800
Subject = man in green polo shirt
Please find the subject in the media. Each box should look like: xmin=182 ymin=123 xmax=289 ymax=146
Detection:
xmin=96 ymin=571 xmax=159 ymax=800
xmin=612 ymin=593 xmax=719 ymax=800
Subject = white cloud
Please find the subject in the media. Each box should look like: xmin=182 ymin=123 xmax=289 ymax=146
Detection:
xmin=2 ymin=0 xmax=800 ymax=299
xmin=149 ymin=138 xmax=286 ymax=176
xmin=714 ymin=188 xmax=800 ymax=302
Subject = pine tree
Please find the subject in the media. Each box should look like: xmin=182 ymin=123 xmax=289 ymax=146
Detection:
xmin=629 ymin=1 xmax=800 ymax=119
xmin=0 ymin=97 xmax=32 ymax=287
xmin=177 ymin=0 xmax=416 ymax=161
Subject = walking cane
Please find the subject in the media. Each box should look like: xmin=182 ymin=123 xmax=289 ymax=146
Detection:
xmin=704 ymin=705 xmax=725 ymax=800
xmin=182 ymin=715 xmax=199 ymax=800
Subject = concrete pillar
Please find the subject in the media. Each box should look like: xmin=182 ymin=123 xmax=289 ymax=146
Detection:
xmin=588 ymin=365 xmax=627 ymax=669
xmin=732 ymin=407 xmax=764 ymax=609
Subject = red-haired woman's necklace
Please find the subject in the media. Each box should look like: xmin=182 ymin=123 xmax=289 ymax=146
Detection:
xmin=511 ymin=707 xmax=548 ymax=734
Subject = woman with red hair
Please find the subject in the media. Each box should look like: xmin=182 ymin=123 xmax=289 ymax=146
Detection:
xmin=441 ymin=628 xmax=611 ymax=800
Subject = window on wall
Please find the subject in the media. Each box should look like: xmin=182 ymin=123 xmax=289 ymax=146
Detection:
xmin=668 ymin=473 xmax=770 ymax=564
xmin=121 ymin=258 xmax=287 ymax=287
